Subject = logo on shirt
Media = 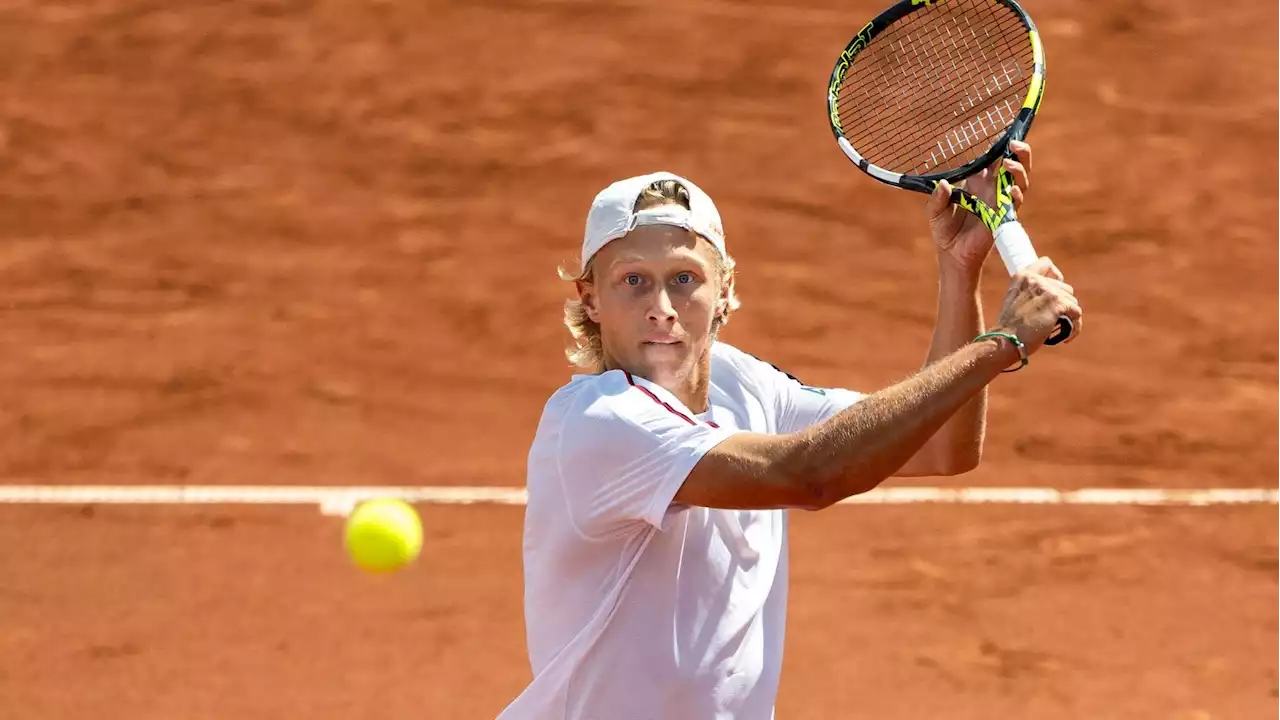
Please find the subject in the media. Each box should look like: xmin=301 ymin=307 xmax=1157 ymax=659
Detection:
xmin=800 ymin=386 xmax=827 ymax=396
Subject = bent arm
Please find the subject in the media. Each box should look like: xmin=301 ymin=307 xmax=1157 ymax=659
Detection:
xmin=895 ymin=266 xmax=986 ymax=477
xmin=675 ymin=336 xmax=1016 ymax=511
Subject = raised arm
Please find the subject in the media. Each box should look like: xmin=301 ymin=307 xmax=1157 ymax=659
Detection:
xmin=675 ymin=256 xmax=1081 ymax=512
xmin=894 ymin=141 xmax=1034 ymax=477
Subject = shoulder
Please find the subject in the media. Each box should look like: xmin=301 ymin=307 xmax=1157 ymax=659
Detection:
xmin=527 ymin=373 xmax=644 ymax=492
xmin=537 ymin=370 xmax=695 ymax=438
xmin=711 ymin=341 xmax=807 ymax=387
xmin=537 ymin=372 xmax=627 ymax=433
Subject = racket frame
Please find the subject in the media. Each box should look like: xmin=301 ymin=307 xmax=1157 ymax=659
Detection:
xmin=826 ymin=0 xmax=1045 ymax=233
xmin=826 ymin=0 xmax=1072 ymax=347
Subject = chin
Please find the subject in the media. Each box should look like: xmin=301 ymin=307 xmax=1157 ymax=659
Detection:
xmin=628 ymin=344 xmax=684 ymax=375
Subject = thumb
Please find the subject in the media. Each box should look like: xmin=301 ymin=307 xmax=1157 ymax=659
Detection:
xmin=926 ymin=180 xmax=951 ymax=219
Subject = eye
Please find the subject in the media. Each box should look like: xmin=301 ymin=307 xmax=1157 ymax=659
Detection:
xmin=623 ymin=273 xmax=642 ymax=286
xmin=674 ymin=272 xmax=695 ymax=285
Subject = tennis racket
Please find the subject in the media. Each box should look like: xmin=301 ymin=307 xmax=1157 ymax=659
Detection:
xmin=826 ymin=0 xmax=1072 ymax=345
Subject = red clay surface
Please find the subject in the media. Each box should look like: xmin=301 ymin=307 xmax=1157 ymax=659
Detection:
xmin=0 ymin=0 xmax=1276 ymax=717
xmin=0 ymin=504 xmax=1274 ymax=719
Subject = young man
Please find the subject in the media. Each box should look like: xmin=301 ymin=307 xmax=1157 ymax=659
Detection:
xmin=498 ymin=142 xmax=1081 ymax=719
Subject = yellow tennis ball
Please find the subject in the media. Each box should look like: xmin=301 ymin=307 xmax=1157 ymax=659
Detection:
xmin=343 ymin=498 xmax=423 ymax=573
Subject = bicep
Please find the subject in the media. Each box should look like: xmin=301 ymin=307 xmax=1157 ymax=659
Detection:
xmin=674 ymin=432 xmax=822 ymax=511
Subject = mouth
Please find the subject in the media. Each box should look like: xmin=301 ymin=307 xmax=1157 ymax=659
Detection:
xmin=642 ymin=338 xmax=682 ymax=348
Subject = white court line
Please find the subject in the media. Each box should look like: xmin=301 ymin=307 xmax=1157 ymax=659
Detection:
xmin=0 ymin=486 xmax=1275 ymax=517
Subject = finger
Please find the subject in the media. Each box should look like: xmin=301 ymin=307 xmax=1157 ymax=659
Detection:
xmin=1060 ymin=296 xmax=1082 ymax=320
xmin=1010 ymin=184 xmax=1025 ymax=210
xmin=1021 ymin=255 xmax=1058 ymax=278
xmin=1009 ymin=140 xmax=1033 ymax=175
xmin=926 ymin=179 xmax=952 ymax=219
xmin=1037 ymin=279 xmax=1074 ymax=300
xmin=1057 ymin=301 xmax=1083 ymax=343
xmin=1027 ymin=280 xmax=1074 ymax=312
xmin=1038 ymin=263 xmax=1066 ymax=284
xmin=1003 ymin=158 xmax=1029 ymax=195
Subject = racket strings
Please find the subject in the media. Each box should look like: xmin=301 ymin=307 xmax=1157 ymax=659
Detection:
xmin=839 ymin=7 xmax=1027 ymax=122
xmin=843 ymin=14 xmax=1026 ymax=162
xmin=834 ymin=0 xmax=1033 ymax=175
xmin=843 ymin=13 xmax=1029 ymax=173
xmin=839 ymin=6 xmax=1029 ymax=162
xmin=864 ymin=33 xmax=1027 ymax=170
xmin=842 ymin=11 xmax=1014 ymax=133
xmin=842 ymin=12 xmax=1029 ymax=171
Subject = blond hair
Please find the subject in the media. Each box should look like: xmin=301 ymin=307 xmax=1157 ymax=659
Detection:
xmin=559 ymin=180 xmax=741 ymax=372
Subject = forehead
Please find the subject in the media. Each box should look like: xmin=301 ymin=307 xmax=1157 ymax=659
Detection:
xmin=596 ymin=225 xmax=718 ymax=267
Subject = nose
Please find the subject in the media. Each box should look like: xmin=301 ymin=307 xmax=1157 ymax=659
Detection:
xmin=647 ymin=286 xmax=677 ymax=325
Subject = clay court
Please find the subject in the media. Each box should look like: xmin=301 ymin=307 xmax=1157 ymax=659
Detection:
xmin=0 ymin=0 xmax=1275 ymax=718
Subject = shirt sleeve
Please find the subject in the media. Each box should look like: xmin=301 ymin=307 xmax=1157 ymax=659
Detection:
xmin=728 ymin=349 xmax=864 ymax=434
xmin=555 ymin=379 xmax=737 ymax=540
xmin=773 ymin=379 xmax=864 ymax=435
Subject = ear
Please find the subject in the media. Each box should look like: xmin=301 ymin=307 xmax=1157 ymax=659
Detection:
xmin=715 ymin=271 xmax=734 ymax=320
xmin=577 ymin=280 xmax=602 ymax=323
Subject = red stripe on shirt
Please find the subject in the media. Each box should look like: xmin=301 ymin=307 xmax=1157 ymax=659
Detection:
xmin=624 ymin=372 xmax=719 ymax=428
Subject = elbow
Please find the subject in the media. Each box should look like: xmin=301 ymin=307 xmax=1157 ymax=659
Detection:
xmin=952 ymin=437 xmax=986 ymax=474
xmin=941 ymin=447 xmax=983 ymax=476
xmin=760 ymin=464 xmax=836 ymax=512
xmin=922 ymin=440 xmax=984 ymax=477
xmin=794 ymin=469 xmax=887 ymax=512
xmin=925 ymin=457 xmax=980 ymax=478
xmin=797 ymin=483 xmax=837 ymax=512
xmin=769 ymin=469 xmax=834 ymax=512
xmin=773 ymin=437 xmax=860 ymax=511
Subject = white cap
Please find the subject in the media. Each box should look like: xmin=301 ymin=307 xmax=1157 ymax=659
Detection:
xmin=580 ymin=171 xmax=726 ymax=273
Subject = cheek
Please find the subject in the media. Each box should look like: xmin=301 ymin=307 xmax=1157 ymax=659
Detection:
xmin=679 ymin=284 xmax=718 ymax=321
xmin=593 ymin=286 xmax=640 ymax=324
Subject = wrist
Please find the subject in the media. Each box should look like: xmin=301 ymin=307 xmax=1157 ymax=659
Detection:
xmin=972 ymin=329 xmax=1027 ymax=373
xmin=937 ymin=254 xmax=982 ymax=291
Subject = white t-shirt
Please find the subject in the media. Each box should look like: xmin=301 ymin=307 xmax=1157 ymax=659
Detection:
xmin=498 ymin=342 xmax=862 ymax=720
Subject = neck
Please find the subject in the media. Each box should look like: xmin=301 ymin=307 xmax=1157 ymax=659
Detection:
xmin=678 ymin=354 xmax=712 ymax=414
xmin=603 ymin=346 xmax=713 ymax=414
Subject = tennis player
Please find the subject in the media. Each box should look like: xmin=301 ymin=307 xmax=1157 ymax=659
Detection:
xmin=498 ymin=141 xmax=1081 ymax=719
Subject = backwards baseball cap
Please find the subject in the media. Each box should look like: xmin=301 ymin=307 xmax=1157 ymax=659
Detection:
xmin=579 ymin=171 xmax=726 ymax=273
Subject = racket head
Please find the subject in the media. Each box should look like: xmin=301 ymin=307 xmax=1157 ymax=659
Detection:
xmin=827 ymin=0 xmax=1045 ymax=195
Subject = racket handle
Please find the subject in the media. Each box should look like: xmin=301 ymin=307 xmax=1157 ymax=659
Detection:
xmin=992 ymin=221 xmax=1074 ymax=346
xmin=993 ymin=220 xmax=1039 ymax=276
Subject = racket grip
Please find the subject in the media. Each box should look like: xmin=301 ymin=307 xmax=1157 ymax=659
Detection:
xmin=993 ymin=221 xmax=1038 ymax=276
xmin=992 ymin=221 xmax=1075 ymax=346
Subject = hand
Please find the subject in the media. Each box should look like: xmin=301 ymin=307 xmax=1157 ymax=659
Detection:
xmin=992 ymin=256 xmax=1082 ymax=354
xmin=926 ymin=140 xmax=1033 ymax=276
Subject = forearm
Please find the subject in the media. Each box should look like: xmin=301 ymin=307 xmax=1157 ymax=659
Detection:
xmin=780 ymin=337 xmax=1015 ymax=506
xmin=926 ymin=266 xmax=984 ymax=363
xmin=911 ymin=265 xmax=988 ymax=473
